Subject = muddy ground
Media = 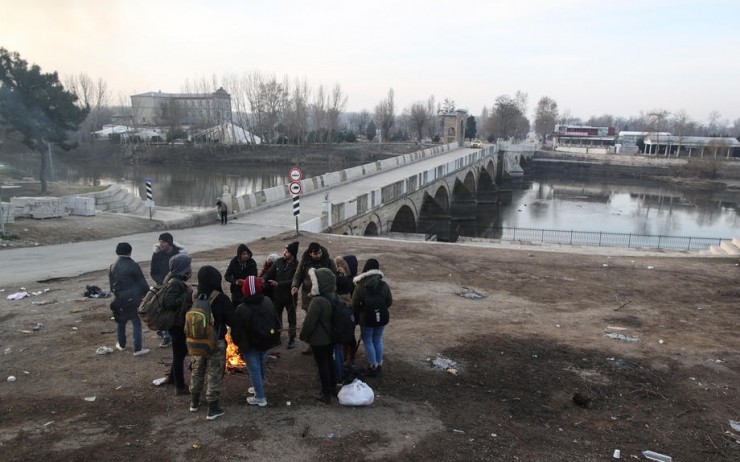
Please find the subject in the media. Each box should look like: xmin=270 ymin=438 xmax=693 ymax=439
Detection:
xmin=2 ymin=219 xmax=740 ymax=461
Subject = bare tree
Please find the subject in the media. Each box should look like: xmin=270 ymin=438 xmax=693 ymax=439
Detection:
xmin=426 ymin=96 xmax=437 ymax=140
xmin=409 ymin=100 xmax=430 ymax=142
xmin=479 ymin=105 xmax=489 ymax=140
xmin=708 ymin=110 xmax=722 ymax=136
xmin=374 ymin=88 xmax=395 ymax=142
xmin=356 ymin=109 xmax=371 ymax=135
xmin=514 ymin=90 xmax=528 ymax=117
xmin=64 ymin=73 xmax=110 ymax=144
xmin=671 ymin=109 xmax=694 ymax=156
xmin=647 ymin=109 xmax=670 ymax=155
xmin=326 ymin=83 xmax=347 ymax=143
xmin=534 ymin=96 xmax=558 ymax=136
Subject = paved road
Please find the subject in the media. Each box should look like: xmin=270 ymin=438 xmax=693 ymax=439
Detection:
xmin=1 ymin=146 xmax=479 ymax=286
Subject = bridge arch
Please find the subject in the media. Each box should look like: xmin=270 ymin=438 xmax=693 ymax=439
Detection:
xmin=463 ymin=170 xmax=476 ymax=196
xmin=390 ymin=203 xmax=417 ymax=233
xmin=362 ymin=212 xmax=383 ymax=236
xmin=433 ymin=184 xmax=451 ymax=213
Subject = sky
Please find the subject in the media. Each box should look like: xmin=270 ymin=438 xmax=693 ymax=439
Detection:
xmin=1 ymin=0 xmax=739 ymax=124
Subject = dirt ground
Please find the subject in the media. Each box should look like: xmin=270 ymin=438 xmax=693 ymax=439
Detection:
xmin=2 ymin=210 xmax=740 ymax=461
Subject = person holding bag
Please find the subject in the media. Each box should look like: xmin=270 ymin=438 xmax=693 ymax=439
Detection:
xmin=109 ymin=242 xmax=150 ymax=357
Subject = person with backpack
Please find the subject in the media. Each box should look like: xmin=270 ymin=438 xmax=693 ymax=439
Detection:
xmin=151 ymin=232 xmax=187 ymax=348
xmin=335 ymin=255 xmax=358 ymax=368
xmin=152 ymin=254 xmax=193 ymax=395
xmin=299 ymin=267 xmax=339 ymax=405
xmin=224 ymin=244 xmax=258 ymax=307
xmin=263 ymin=242 xmax=299 ymax=349
xmin=109 ymin=242 xmax=150 ymax=357
xmin=351 ymin=259 xmax=392 ymax=378
xmin=188 ymin=266 xmax=236 ymax=421
xmin=231 ymin=276 xmax=280 ymax=407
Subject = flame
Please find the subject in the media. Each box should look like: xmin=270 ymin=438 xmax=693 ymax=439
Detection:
xmin=225 ymin=333 xmax=246 ymax=369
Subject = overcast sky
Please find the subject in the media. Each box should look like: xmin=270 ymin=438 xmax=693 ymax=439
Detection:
xmin=1 ymin=0 xmax=738 ymax=124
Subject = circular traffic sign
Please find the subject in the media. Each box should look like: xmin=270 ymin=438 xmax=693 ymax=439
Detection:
xmin=289 ymin=167 xmax=303 ymax=182
xmin=289 ymin=182 xmax=302 ymax=195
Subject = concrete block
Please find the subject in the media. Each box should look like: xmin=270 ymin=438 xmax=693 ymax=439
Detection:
xmin=63 ymin=196 xmax=96 ymax=216
xmin=1 ymin=202 xmax=14 ymax=223
xmin=720 ymin=241 xmax=740 ymax=255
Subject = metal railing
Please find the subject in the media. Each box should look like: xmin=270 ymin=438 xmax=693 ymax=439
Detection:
xmin=477 ymin=226 xmax=731 ymax=251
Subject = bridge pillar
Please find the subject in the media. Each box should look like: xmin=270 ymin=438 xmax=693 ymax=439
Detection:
xmin=418 ymin=192 xmax=452 ymax=242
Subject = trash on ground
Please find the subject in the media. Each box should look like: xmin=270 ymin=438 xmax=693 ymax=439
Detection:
xmin=453 ymin=429 xmax=465 ymax=433
xmin=32 ymin=300 xmax=57 ymax=306
xmin=731 ymin=420 xmax=740 ymax=432
xmin=458 ymin=290 xmax=485 ymax=300
xmin=603 ymin=264 xmax=609 ymax=267
xmin=658 ymin=339 xmax=664 ymax=344
xmin=446 ymin=368 xmax=457 ymax=375
xmin=4 ymin=348 xmax=11 ymax=355
xmin=6 ymin=291 xmax=29 ymax=300
xmin=21 ymin=330 xmax=34 ymax=334
xmin=607 ymin=326 xmax=628 ymax=331
xmin=613 ymin=449 xmax=621 ymax=458
xmin=43 ymin=421 xmax=54 ymax=427
xmin=152 ymin=377 xmax=168 ymax=386
xmin=647 ymin=266 xmax=655 ymax=270
xmin=642 ymin=450 xmax=672 ymax=462
xmin=430 ymin=356 xmax=460 ymax=373
xmin=327 ymin=433 xmax=335 ymax=438
xmin=7 ymin=375 xmax=16 ymax=382
xmin=96 ymin=346 xmax=114 ymax=355
xmin=84 ymin=396 xmax=96 ymax=402
xmin=32 ymin=323 xmax=43 ymax=331
xmin=605 ymin=333 xmax=639 ymax=342
xmin=286 ymin=401 xmax=291 ymax=406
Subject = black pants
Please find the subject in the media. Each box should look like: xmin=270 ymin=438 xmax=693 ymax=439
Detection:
xmin=220 ymin=211 xmax=228 ymax=225
xmin=311 ymin=344 xmax=337 ymax=396
xmin=274 ymin=299 xmax=297 ymax=339
xmin=167 ymin=326 xmax=188 ymax=389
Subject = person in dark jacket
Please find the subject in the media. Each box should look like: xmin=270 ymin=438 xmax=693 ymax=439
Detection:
xmin=109 ymin=242 xmax=150 ymax=356
xmin=299 ymin=267 xmax=338 ymax=404
xmin=335 ymin=255 xmax=359 ymax=373
xmin=352 ymin=259 xmax=393 ymax=377
xmin=231 ymin=276 xmax=279 ymax=407
xmin=150 ymin=232 xmax=187 ymax=348
xmin=189 ymin=266 xmax=236 ymax=421
xmin=264 ymin=241 xmax=299 ymax=349
xmin=152 ymin=254 xmax=192 ymax=395
xmin=291 ymin=242 xmax=338 ymax=354
xmin=224 ymin=244 xmax=257 ymax=307
xmin=258 ymin=253 xmax=280 ymax=300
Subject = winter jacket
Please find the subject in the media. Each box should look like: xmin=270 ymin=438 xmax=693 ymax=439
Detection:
xmin=291 ymin=245 xmax=338 ymax=294
xmin=351 ymin=269 xmax=393 ymax=327
xmin=263 ymin=256 xmax=298 ymax=308
xmin=299 ymin=268 xmax=336 ymax=346
xmin=162 ymin=274 xmax=192 ymax=327
xmin=335 ymin=255 xmax=357 ymax=302
xmin=109 ymin=256 xmax=149 ymax=321
xmin=196 ymin=266 xmax=236 ymax=340
xmin=150 ymin=241 xmax=186 ymax=285
xmin=232 ymin=293 xmax=279 ymax=354
xmin=224 ymin=244 xmax=258 ymax=302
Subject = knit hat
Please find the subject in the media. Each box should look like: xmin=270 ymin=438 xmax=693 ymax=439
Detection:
xmin=285 ymin=241 xmax=299 ymax=258
xmin=241 ymin=276 xmax=262 ymax=297
xmin=158 ymin=232 xmax=174 ymax=245
xmin=115 ymin=242 xmax=132 ymax=256
xmin=362 ymin=258 xmax=380 ymax=273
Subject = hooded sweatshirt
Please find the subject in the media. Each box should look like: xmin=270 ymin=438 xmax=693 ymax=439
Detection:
xmin=196 ymin=265 xmax=236 ymax=340
xmin=224 ymin=244 xmax=258 ymax=298
xmin=299 ymin=268 xmax=337 ymax=346
xmin=335 ymin=255 xmax=358 ymax=299
xmin=291 ymin=244 xmax=338 ymax=293
xmin=351 ymin=268 xmax=393 ymax=327
xmin=162 ymin=254 xmax=192 ymax=326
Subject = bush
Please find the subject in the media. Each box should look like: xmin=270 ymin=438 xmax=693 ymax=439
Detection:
xmin=671 ymin=158 xmax=722 ymax=179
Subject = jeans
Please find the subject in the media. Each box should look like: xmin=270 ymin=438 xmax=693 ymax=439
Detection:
xmin=117 ymin=315 xmax=143 ymax=351
xmin=311 ymin=344 xmax=337 ymax=396
xmin=360 ymin=325 xmax=385 ymax=367
xmin=242 ymin=348 xmax=268 ymax=399
xmin=167 ymin=326 xmax=188 ymax=389
xmin=334 ymin=344 xmax=344 ymax=382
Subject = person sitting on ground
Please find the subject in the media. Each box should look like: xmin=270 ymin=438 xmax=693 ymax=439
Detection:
xmin=152 ymin=254 xmax=193 ymax=395
xmin=224 ymin=244 xmax=257 ymax=307
xmin=299 ymin=267 xmax=339 ymax=405
xmin=231 ymin=276 xmax=280 ymax=407
xmin=352 ymin=258 xmax=392 ymax=377
xmin=109 ymin=242 xmax=150 ymax=357
xmin=150 ymin=232 xmax=187 ymax=348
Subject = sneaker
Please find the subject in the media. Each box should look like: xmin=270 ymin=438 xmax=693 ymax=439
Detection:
xmin=133 ymin=349 xmax=150 ymax=357
xmin=159 ymin=337 xmax=172 ymax=348
xmin=248 ymin=387 xmax=255 ymax=394
xmin=190 ymin=397 xmax=200 ymax=412
xmin=247 ymin=396 xmax=267 ymax=407
xmin=287 ymin=338 xmax=296 ymax=349
xmin=152 ymin=377 xmax=171 ymax=386
xmin=115 ymin=343 xmax=126 ymax=351
xmin=207 ymin=403 xmax=226 ymax=421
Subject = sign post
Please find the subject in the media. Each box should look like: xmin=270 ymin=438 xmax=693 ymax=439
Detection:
xmin=145 ymin=178 xmax=154 ymax=220
xmin=289 ymin=168 xmax=302 ymax=236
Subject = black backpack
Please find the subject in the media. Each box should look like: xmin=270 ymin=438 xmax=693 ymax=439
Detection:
xmin=247 ymin=303 xmax=281 ymax=351
xmin=364 ymin=281 xmax=389 ymax=327
xmin=320 ymin=294 xmax=356 ymax=345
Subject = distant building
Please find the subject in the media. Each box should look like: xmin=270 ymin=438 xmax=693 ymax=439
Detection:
xmin=643 ymin=135 xmax=740 ymax=157
xmin=130 ymin=88 xmax=232 ymax=127
xmin=442 ymin=109 xmax=468 ymax=145
xmin=553 ymin=125 xmax=616 ymax=154
xmin=617 ymin=131 xmax=671 ymax=154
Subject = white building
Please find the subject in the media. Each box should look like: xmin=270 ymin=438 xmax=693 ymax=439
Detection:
xmin=643 ymin=135 xmax=740 ymax=157
xmin=130 ymin=88 xmax=232 ymax=127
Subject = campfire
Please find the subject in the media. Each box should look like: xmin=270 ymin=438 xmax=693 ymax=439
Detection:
xmin=225 ymin=333 xmax=246 ymax=370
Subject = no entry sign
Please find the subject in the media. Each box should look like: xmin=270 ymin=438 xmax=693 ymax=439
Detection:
xmin=289 ymin=168 xmax=303 ymax=182
xmin=289 ymin=182 xmax=302 ymax=195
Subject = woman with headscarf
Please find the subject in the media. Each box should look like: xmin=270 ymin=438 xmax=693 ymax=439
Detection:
xmin=224 ymin=244 xmax=257 ymax=307
xmin=351 ymin=259 xmax=392 ymax=377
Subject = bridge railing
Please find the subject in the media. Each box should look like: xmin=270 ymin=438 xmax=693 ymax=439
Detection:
xmin=477 ymin=226 xmax=731 ymax=251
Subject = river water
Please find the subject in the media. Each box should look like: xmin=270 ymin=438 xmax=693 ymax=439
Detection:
xmin=2 ymin=154 xmax=739 ymax=240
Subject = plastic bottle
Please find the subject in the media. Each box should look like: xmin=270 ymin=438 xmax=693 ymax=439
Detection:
xmin=642 ymin=450 xmax=672 ymax=462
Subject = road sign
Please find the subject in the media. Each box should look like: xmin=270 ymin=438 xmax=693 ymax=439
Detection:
xmin=289 ymin=167 xmax=303 ymax=182
xmin=292 ymin=195 xmax=300 ymax=216
xmin=289 ymin=182 xmax=302 ymax=195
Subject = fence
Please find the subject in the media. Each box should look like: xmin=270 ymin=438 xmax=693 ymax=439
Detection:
xmin=475 ymin=226 xmax=731 ymax=251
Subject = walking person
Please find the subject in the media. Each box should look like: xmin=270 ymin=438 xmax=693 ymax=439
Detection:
xmin=224 ymin=244 xmax=257 ymax=307
xmin=263 ymin=242 xmax=299 ymax=349
xmin=351 ymin=259 xmax=392 ymax=377
xmin=299 ymin=268 xmax=338 ymax=404
xmin=216 ymin=198 xmax=228 ymax=225
xmin=291 ymin=242 xmax=338 ymax=354
xmin=150 ymin=232 xmax=186 ymax=348
xmin=152 ymin=254 xmax=193 ymax=395
xmin=188 ymin=266 xmax=236 ymax=420
xmin=231 ymin=276 xmax=280 ymax=407
xmin=109 ymin=242 xmax=150 ymax=357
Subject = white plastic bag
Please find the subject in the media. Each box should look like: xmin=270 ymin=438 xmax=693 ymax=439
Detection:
xmin=338 ymin=379 xmax=374 ymax=406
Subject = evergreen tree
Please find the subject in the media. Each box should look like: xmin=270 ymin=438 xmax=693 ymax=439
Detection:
xmin=366 ymin=120 xmax=377 ymax=141
xmin=0 ymin=48 xmax=89 ymax=192
xmin=465 ymin=115 xmax=477 ymax=140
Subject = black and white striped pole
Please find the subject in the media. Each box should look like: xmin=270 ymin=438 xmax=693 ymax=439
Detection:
xmin=289 ymin=168 xmax=302 ymax=236
xmin=145 ymin=178 xmax=154 ymax=220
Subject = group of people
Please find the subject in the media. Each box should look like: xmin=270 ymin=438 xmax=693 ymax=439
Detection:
xmin=108 ymin=232 xmax=392 ymax=420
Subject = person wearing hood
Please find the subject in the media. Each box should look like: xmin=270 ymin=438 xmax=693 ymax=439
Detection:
xmin=224 ymin=244 xmax=258 ymax=307
xmin=152 ymin=254 xmax=193 ymax=395
xmin=264 ymin=241 xmax=300 ymax=349
xmin=258 ymin=253 xmax=280 ymax=300
xmin=334 ymin=255 xmax=358 ymax=377
xmin=189 ymin=266 xmax=237 ymax=421
xmin=299 ymin=267 xmax=339 ymax=405
xmin=351 ymin=259 xmax=393 ymax=377
xmin=151 ymin=232 xmax=187 ymax=348
xmin=109 ymin=242 xmax=150 ymax=357
xmin=291 ymin=242 xmax=338 ymax=354
xmin=231 ymin=276 xmax=279 ymax=407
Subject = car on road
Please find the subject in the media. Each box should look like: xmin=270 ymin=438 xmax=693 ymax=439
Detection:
xmin=470 ymin=139 xmax=483 ymax=149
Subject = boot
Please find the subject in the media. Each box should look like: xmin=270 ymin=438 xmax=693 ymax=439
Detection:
xmin=301 ymin=344 xmax=312 ymax=355
xmin=287 ymin=337 xmax=296 ymax=349
xmin=189 ymin=394 xmax=200 ymax=412
xmin=207 ymin=401 xmax=225 ymax=421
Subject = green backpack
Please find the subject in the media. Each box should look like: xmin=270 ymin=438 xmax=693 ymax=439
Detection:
xmin=184 ymin=291 xmax=219 ymax=356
